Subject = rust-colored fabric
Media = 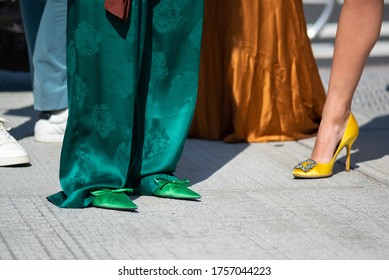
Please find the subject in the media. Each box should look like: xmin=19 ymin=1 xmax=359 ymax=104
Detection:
xmin=189 ymin=0 xmax=326 ymax=142
xmin=104 ymin=0 xmax=131 ymax=21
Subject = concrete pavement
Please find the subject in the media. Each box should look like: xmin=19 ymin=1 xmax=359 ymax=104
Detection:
xmin=0 ymin=63 xmax=388 ymax=260
xmin=1 ymin=0 xmax=389 ymax=260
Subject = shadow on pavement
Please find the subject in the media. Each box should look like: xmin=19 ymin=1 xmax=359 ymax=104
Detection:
xmin=180 ymin=139 xmax=249 ymax=185
xmin=4 ymin=104 xmax=36 ymax=140
xmin=351 ymin=114 xmax=389 ymax=166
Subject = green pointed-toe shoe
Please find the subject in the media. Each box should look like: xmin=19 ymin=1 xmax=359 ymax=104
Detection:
xmin=153 ymin=177 xmax=201 ymax=200
xmin=90 ymin=188 xmax=138 ymax=211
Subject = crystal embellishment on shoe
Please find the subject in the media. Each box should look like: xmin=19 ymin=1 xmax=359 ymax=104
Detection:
xmin=90 ymin=188 xmax=138 ymax=210
xmin=0 ymin=118 xmax=30 ymax=166
xmin=292 ymin=112 xmax=359 ymax=179
xmin=34 ymin=109 xmax=68 ymax=143
xmin=153 ymin=177 xmax=201 ymax=200
xmin=293 ymin=159 xmax=317 ymax=172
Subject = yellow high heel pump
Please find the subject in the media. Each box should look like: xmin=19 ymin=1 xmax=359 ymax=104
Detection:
xmin=293 ymin=113 xmax=359 ymax=178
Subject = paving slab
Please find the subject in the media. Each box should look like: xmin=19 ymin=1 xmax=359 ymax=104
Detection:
xmin=1 ymin=64 xmax=389 ymax=260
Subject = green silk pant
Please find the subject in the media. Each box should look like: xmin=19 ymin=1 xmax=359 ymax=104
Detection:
xmin=48 ymin=0 xmax=204 ymax=208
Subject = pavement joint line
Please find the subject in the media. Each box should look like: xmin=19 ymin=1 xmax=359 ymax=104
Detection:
xmin=353 ymin=170 xmax=389 ymax=189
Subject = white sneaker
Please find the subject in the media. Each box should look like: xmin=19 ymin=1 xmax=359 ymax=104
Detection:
xmin=0 ymin=118 xmax=31 ymax=166
xmin=34 ymin=109 xmax=68 ymax=143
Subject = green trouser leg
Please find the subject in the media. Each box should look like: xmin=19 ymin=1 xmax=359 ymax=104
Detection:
xmin=132 ymin=1 xmax=204 ymax=195
xmin=47 ymin=0 xmax=203 ymax=208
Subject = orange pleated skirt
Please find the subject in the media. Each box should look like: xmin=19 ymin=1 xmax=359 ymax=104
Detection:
xmin=189 ymin=0 xmax=326 ymax=142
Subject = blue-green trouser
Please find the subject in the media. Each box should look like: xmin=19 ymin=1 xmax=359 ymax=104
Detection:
xmin=19 ymin=0 xmax=68 ymax=111
xmin=48 ymin=0 xmax=204 ymax=208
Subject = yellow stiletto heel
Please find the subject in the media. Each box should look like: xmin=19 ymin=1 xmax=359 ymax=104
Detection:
xmin=345 ymin=144 xmax=351 ymax=171
xmin=293 ymin=113 xmax=359 ymax=178
xmin=345 ymin=139 xmax=354 ymax=172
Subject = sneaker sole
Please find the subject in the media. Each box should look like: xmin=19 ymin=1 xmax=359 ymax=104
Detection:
xmin=34 ymin=134 xmax=64 ymax=143
xmin=0 ymin=156 xmax=31 ymax=167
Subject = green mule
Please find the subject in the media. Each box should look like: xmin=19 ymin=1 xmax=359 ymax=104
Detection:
xmin=90 ymin=188 xmax=138 ymax=211
xmin=152 ymin=177 xmax=201 ymax=200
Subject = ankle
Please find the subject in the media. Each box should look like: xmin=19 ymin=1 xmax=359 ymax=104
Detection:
xmin=310 ymin=111 xmax=352 ymax=163
xmin=37 ymin=108 xmax=68 ymax=120
xmin=321 ymin=108 xmax=351 ymax=126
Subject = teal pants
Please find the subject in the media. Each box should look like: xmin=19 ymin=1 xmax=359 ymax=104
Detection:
xmin=19 ymin=0 xmax=68 ymax=111
xmin=48 ymin=0 xmax=204 ymax=208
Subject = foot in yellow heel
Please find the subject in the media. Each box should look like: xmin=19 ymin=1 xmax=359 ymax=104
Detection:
xmin=293 ymin=113 xmax=359 ymax=178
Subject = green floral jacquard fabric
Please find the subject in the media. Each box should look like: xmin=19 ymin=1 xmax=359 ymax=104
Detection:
xmin=47 ymin=0 xmax=204 ymax=208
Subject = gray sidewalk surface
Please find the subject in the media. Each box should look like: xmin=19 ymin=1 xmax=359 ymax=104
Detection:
xmin=1 ymin=64 xmax=388 ymax=260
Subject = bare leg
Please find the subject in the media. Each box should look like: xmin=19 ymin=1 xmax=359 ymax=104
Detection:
xmin=310 ymin=0 xmax=383 ymax=163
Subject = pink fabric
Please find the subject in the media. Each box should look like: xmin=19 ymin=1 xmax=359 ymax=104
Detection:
xmin=104 ymin=0 xmax=131 ymax=21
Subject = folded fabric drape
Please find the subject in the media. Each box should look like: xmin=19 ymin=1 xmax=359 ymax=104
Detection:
xmin=104 ymin=0 xmax=131 ymax=21
xmin=189 ymin=0 xmax=325 ymax=142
